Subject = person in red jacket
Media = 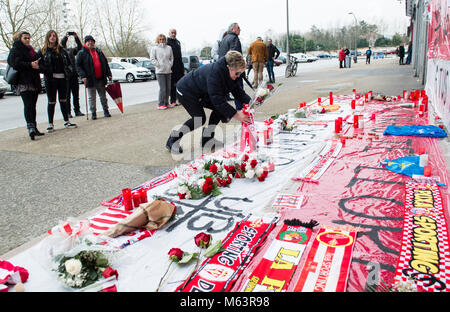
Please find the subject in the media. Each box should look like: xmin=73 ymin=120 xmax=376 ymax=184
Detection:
xmin=339 ymin=48 xmax=346 ymax=68
xmin=76 ymin=35 xmax=112 ymax=120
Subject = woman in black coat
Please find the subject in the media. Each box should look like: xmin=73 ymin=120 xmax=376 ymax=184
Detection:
xmin=7 ymin=31 xmax=43 ymax=140
xmin=166 ymin=51 xmax=251 ymax=154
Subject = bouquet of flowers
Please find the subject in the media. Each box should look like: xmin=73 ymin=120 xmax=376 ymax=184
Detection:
xmin=270 ymin=113 xmax=297 ymax=131
xmin=176 ymin=153 xmax=272 ymax=200
xmin=251 ymin=82 xmax=282 ymax=109
xmin=55 ymin=249 xmax=118 ymax=290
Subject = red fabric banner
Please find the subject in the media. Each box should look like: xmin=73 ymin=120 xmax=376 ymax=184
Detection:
xmin=428 ymin=0 xmax=450 ymax=60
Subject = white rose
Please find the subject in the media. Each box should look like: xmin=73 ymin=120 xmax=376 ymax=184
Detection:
xmin=197 ymin=178 xmax=206 ymax=187
xmin=65 ymin=259 xmax=82 ymax=276
xmin=245 ymin=169 xmax=255 ymax=179
xmin=185 ymin=191 xmax=192 ymax=199
xmin=256 ymin=88 xmax=269 ymax=98
xmin=178 ymin=185 xmax=189 ymax=194
xmin=255 ymin=166 xmax=264 ymax=177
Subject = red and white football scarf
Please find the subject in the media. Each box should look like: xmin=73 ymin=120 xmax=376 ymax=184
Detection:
xmin=176 ymin=215 xmax=278 ymax=292
xmin=295 ymin=140 xmax=342 ymax=182
xmin=293 ymin=227 xmax=357 ymax=292
xmin=240 ymin=224 xmax=313 ymax=292
xmin=394 ymin=181 xmax=450 ymax=292
xmin=271 ymin=194 xmax=304 ymax=211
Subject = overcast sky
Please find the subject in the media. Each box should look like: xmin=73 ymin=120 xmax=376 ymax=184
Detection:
xmin=142 ymin=0 xmax=410 ymax=53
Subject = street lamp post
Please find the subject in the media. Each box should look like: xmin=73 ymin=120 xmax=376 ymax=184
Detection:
xmin=348 ymin=12 xmax=358 ymax=64
xmin=286 ymin=0 xmax=290 ymax=68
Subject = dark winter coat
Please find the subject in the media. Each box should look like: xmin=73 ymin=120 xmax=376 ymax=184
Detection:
xmin=75 ymin=45 xmax=112 ymax=88
xmin=167 ymin=37 xmax=184 ymax=80
xmin=218 ymin=31 xmax=242 ymax=58
xmin=36 ymin=46 xmax=74 ymax=80
xmin=176 ymin=56 xmax=251 ymax=122
xmin=7 ymin=40 xmax=42 ymax=91
xmin=267 ymin=44 xmax=280 ymax=60
xmin=61 ymin=35 xmax=83 ymax=77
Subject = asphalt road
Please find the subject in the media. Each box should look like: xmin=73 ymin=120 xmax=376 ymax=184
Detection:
xmin=2 ymin=56 xmax=435 ymax=258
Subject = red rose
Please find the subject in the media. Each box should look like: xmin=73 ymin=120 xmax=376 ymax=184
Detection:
xmin=168 ymin=248 xmax=184 ymax=261
xmin=225 ymin=165 xmax=235 ymax=174
xmin=250 ymin=159 xmax=258 ymax=168
xmin=256 ymin=96 xmax=263 ymax=103
xmin=266 ymin=84 xmax=274 ymax=91
xmin=101 ymin=285 xmax=117 ymax=292
xmin=239 ymin=163 xmax=247 ymax=171
xmin=257 ymin=175 xmax=266 ymax=182
xmin=209 ymin=164 xmax=218 ymax=174
xmin=205 ymin=177 xmax=214 ymax=185
xmin=242 ymin=154 xmax=249 ymax=162
xmin=202 ymin=183 xmax=213 ymax=194
xmin=227 ymin=176 xmax=232 ymax=184
xmin=178 ymin=193 xmax=186 ymax=200
xmin=235 ymin=172 xmax=242 ymax=178
xmin=102 ymin=267 xmax=119 ymax=279
xmin=195 ymin=232 xmax=211 ymax=248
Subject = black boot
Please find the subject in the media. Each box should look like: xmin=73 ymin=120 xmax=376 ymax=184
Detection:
xmin=104 ymin=110 xmax=111 ymax=118
xmin=91 ymin=112 xmax=97 ymax=120
xmin=27 ymin=123 xmax=36 ymax=140
xmin=33 ymin=123 xmax=45 ymax=136
xmin=74 ymin=110 xmax=85 ymax=117
xmin=201 ymin=128 xmax=223 ymax=151
xmin=166 ymin=132 xmax=183 ymax=154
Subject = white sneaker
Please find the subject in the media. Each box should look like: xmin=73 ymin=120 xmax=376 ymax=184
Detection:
xmin=64 ymin=122 xmax=77 ymax=129
xmin=46 ymin=124 xmax=54 ymax=133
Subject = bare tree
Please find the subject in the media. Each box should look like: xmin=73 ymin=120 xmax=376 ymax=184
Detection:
xmin=0 ymin=0 xmax=50 ymax=49
xmin=94 ymin=0 xmax=146 ymax=57
xmin=71 ymin=0 xmax=96 ymax=40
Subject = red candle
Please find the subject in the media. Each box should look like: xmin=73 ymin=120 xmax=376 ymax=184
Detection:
xmin=403 ymin=90 xmax=407 ymax=99
xmin=318 ymin=97 xmax=321 ymax=105
xmin=353 ymin=114 xmax=359 ymax=128
xmin=122 ymin=188 xmax=133 ymax=211
xmin=418 ymin=147 xmax=426 ymax=155
xmin=335 ymin=119 xmax=341 ymax=133
xmin=424 ymin=166 xmax=432 ymax=177
xmin=139 ymin=188 xmax=148 ymax=203
xmin=340 ymin=137 xmax=346 ymax=146
xmin=329 ymin=92 xmax=333 ymax=105
xmin=132 ymin=192 xmax=141 ymax=208
xmin=351 ymin=100 xmax=356 ymax=110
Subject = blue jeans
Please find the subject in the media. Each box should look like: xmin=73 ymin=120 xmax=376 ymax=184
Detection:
xmin=266 ymin=60 xmax=275 ymax=82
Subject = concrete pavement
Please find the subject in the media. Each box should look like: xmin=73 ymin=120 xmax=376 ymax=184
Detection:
xmin=0 ymin=57 xmax=440 ymax=258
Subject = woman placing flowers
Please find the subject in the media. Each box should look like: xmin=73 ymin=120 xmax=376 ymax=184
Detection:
xmin=165 ymin=50 xmax=252 ymax=154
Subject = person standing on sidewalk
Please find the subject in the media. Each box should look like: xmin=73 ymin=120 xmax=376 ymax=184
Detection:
xmin=218 ymin=22 xmax=244 ymax=110
xmin=7 ymin=31 xmax=44 ymax=140
xmin=365 ymin=47 xmax=372 ymax=64
xmin=339 ymin=47 xmax=345 ymax=68
xmin=150 ymin=34 xmax=173 ymax=110
xmin=76 ymin=35 xmax=112 ymax=120
xmin=61 ymin=31 xmax=84 ymax=117
xmin=248 ymin=37 xmax=268 ymax=88
xmin=37 ymin=30 xmax=77 ymax=133
xmin=266 ymin=39 xmax=280 ymax=83
xmin=397 ymin=44 xmax=405 ymax=65
xmin=167 ymin=29 xmax=184 ymax=107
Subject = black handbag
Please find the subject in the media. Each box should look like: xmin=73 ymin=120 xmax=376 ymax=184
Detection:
xmin=5 ymin=64 xmax=19 ymax=85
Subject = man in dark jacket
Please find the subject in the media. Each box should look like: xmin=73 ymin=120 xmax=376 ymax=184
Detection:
xmin=61 ymin=32 xmax=84 ymax=117
xmin=76 ymin=35 xmax=112 ymax=119
xmin=218 ymin=22 xmax=244 ymax=110
xmin=266 ymin=39 xmax=280 ymax=83
xmin=167 ymin=28 xmax=184 ymax=107
xmin=165 ymin=51 xmax=251 ymax=154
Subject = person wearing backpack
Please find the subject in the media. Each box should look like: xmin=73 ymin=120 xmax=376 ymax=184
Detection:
xmin=366 ymin=47 xmax=372 ymax=64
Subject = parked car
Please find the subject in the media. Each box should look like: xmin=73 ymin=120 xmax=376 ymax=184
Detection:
xmin=108 ymin=57 xmax=149 ymax=65
xmin=182 ymin=55 xmax=200 ymax=73
xmin=0 ymin=77 xmax=7 ymax=98
xmin=109 ymin=62 xmax=152 ymax=83
xmin=274 ymin=59 xmax=282 ymax=66
xmin=316 ymin=53 xmax=332 ymax=59
xmin=135 ymin=60 xmax=156 ymax=80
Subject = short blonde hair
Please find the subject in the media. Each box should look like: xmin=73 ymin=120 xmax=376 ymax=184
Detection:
xmin=155 ymin=34 xmax=167 ymax=44
xmin=225 ymin=50 xmax=246 ymax=69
